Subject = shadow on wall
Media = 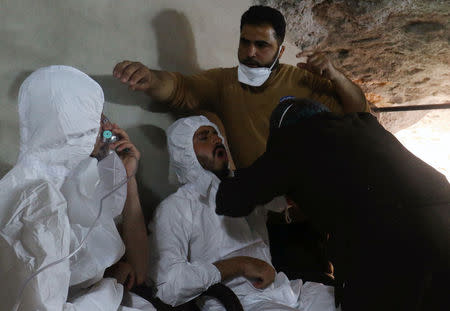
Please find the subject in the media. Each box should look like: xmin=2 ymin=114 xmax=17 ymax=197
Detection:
xmin=92 ymin=10 xmax=202 ymax=219
xmin=152 ymin=9 xmax=201 ymax=75
xmin=8 ymin=9 xmax=201 ymax=103
xmin=93 ymin=8 xmax=202 ymax=112
xmin=91 ymin=76 xmax=169 ymax=113
xmin=125 ymin=124 xmax=178 ymax=224
xmin=0 ymin=161 xmax=13 ymax=179
xmin=6 ymin=9 xmax=200 ymax=221
xmin=8 ymin=71 xmax=32 ymax=100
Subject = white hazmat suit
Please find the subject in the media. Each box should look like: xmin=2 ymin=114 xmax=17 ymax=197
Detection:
xmin=0 ymin=65 xmax=154 ymax=311
xmin=148 ymin=116 xmax=336 ymax=311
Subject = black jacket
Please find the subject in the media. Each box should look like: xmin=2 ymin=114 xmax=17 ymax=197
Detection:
xmin=216 ymin=112 xmax=450 ymax=310
xmin=217 ymin=112 xmax=449 ymax=223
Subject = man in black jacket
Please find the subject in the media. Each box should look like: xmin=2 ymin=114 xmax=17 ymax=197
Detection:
xmin=215 ymin=98 xmax=450 ymax=311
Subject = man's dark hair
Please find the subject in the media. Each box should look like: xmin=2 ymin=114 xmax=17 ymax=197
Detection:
xmin=269 ymin=97 xmax=330 ymax=132
xmin=240 ymin=5 xmax=286 ymax=45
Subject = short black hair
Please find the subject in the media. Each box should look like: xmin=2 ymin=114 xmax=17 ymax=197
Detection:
xmin=240 ymin=5 xmax=286 ymax=45
xmin=269 ymin=97 xmax=330 ymax=132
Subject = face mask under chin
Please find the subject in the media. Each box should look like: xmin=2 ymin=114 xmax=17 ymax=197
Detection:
xmin=237 ymin=47 xmax=281 ymax=87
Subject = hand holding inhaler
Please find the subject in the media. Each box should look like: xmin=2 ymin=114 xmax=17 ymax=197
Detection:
xmin=101 ymin=115 xmax=140 ymax=177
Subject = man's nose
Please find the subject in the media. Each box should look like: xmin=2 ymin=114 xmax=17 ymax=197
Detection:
xmin=212 ymin=135 xmax=222 ymax=144
xmin=246 ymin=44 xmax=257 ymax=58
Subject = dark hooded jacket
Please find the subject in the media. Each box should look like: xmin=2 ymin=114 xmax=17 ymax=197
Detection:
xmin=216 ymin=112 xmax=450 ymax=310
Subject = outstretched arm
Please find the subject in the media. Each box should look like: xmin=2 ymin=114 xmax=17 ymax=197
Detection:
xmin=113 ymin=61 xmax=221 ymax=112
xmin=216 ymin=149 xmax=292 ymax=217
xmin=297 ymin=51 xmax=368 ymax=113
xmin=113 ymin=61 xmax=176 ymax=102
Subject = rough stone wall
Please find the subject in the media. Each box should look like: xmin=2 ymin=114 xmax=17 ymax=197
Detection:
xmin=258 ymin=0 xmax=450 ymax=131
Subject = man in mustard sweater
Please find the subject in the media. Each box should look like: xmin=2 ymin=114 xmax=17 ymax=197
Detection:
xmin=113 ymin=5 xmax=368 ymax=283
xmin=113 ymin=5 xmax=369 ymax=168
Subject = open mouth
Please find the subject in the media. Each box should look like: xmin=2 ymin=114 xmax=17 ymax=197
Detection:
xmin=214 ymin=145 xmax=227 ymax=160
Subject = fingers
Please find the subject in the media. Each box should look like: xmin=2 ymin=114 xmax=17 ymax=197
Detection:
xmin=112 ymin=140 xmax=131 ymax=151
xmin=252 ymin=267 xmax=276 ymax=289
xmin=296 ymin=51 xmax=332 ymax=76
xmin=113 ymin=60 xmax=133 ymax=78
xmin=252 ymin=279 xmax=264 ymax=289
xmin=243 ymin=258 xmax=276 ymax=289
xmin=112 ymin=141 xmax=141 ymax=160
xmin=105 ymin=125 xmax=141 ymax=160
xmin=308 ymin=53 xmax=327 ymax=69
xmin=120 ymin=62 xmax=143 ymax=83
xmin=108 ymin=261 xmax=133 ymax=285
xmin=112 ymin=125 xmax=130 ymax=141
xmin=113 ymin=61 xmax=152 ymax=91
xmin=128 ymin=67 xmax=151 ymax=91
xmin=296 ymin=47 xmax=316 ymax=58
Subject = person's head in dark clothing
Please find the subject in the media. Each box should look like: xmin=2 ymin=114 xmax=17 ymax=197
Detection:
xmin=269 ymin=97 xmax=330 ymax=133
xmin=240 ymin=6 xmax=286 ymax=45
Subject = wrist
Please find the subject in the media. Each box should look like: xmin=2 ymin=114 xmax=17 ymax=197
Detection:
xmin=214 ymin=257 xmax=248 ymax=281
xmin=327 ymin=65 xmax=342 ymax=83
xmin=127 ymin=176 xmax=137 ymax=188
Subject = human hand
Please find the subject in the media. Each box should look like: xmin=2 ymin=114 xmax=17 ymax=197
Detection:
xmin=108 ymin=124 xmax=141 ymax=177
xmin=105 ymin=261 xmax=136 ymax=290
xmin=113 ymin=61 xmax=153 ymax=92
xmin=285 ymin=196 xmax=297 ymax=209
xmin=296 ymin=50 xmax=338 ymax=81
xmin=242 ymin=257 xmax=276 ymax=289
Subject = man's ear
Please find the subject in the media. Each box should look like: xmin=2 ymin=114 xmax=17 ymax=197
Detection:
xmin=279 ymin=45 xmax=286 ymax=59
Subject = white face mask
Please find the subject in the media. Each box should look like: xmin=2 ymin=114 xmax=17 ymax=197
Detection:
xmin=237 ymin=46 xmax=282 ymax=87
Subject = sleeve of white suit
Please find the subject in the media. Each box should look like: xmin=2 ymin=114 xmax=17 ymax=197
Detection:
xmin=148 ymin=197 xmax=221 ymax=307
xmin=0 ymin=181 xmax=72 ymax=311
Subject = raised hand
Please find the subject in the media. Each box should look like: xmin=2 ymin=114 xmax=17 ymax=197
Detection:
xmin=108 ymin=124 xmax=141 ymax=178
xmin=113 ymin=61 xmax=153 ymax=92
xmin=296 ymin=50 xmax=338 ymax=80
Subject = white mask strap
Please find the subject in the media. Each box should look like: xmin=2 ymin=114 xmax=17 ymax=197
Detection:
xmin=278 ymin=103 xmax=294 ymax=128
xmin=269 ymin=46 xmax=282 ymax=71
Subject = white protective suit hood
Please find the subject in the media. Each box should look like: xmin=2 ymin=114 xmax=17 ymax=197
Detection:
xmin=167 ymin=116 xmax=226 ymax=196
xmin=17 ymin=65 xmax=103 ymax=187
xmin=0 ymin=66 xmax=149 ymax=311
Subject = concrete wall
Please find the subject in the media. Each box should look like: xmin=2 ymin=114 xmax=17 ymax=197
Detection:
xmin=0 ymin=0 xmax=301 ymax=216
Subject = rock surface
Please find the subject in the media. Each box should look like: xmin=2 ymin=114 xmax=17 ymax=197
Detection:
xmin=258 ymin=0 xmax=450 ymax=132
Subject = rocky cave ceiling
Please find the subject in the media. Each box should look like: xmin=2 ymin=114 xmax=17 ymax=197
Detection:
xmin=258 ymin=0 xmax=450 ymax=132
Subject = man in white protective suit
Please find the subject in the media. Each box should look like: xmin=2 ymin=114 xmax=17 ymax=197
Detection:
xmin=0 ymin=65 xmax=154 ymax=311
xmin=148 ymin=115 xmax=336 ymax=311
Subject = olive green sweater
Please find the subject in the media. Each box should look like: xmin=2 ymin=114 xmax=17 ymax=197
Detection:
xmin=168 ymin=64 xmax=368 ymax=167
